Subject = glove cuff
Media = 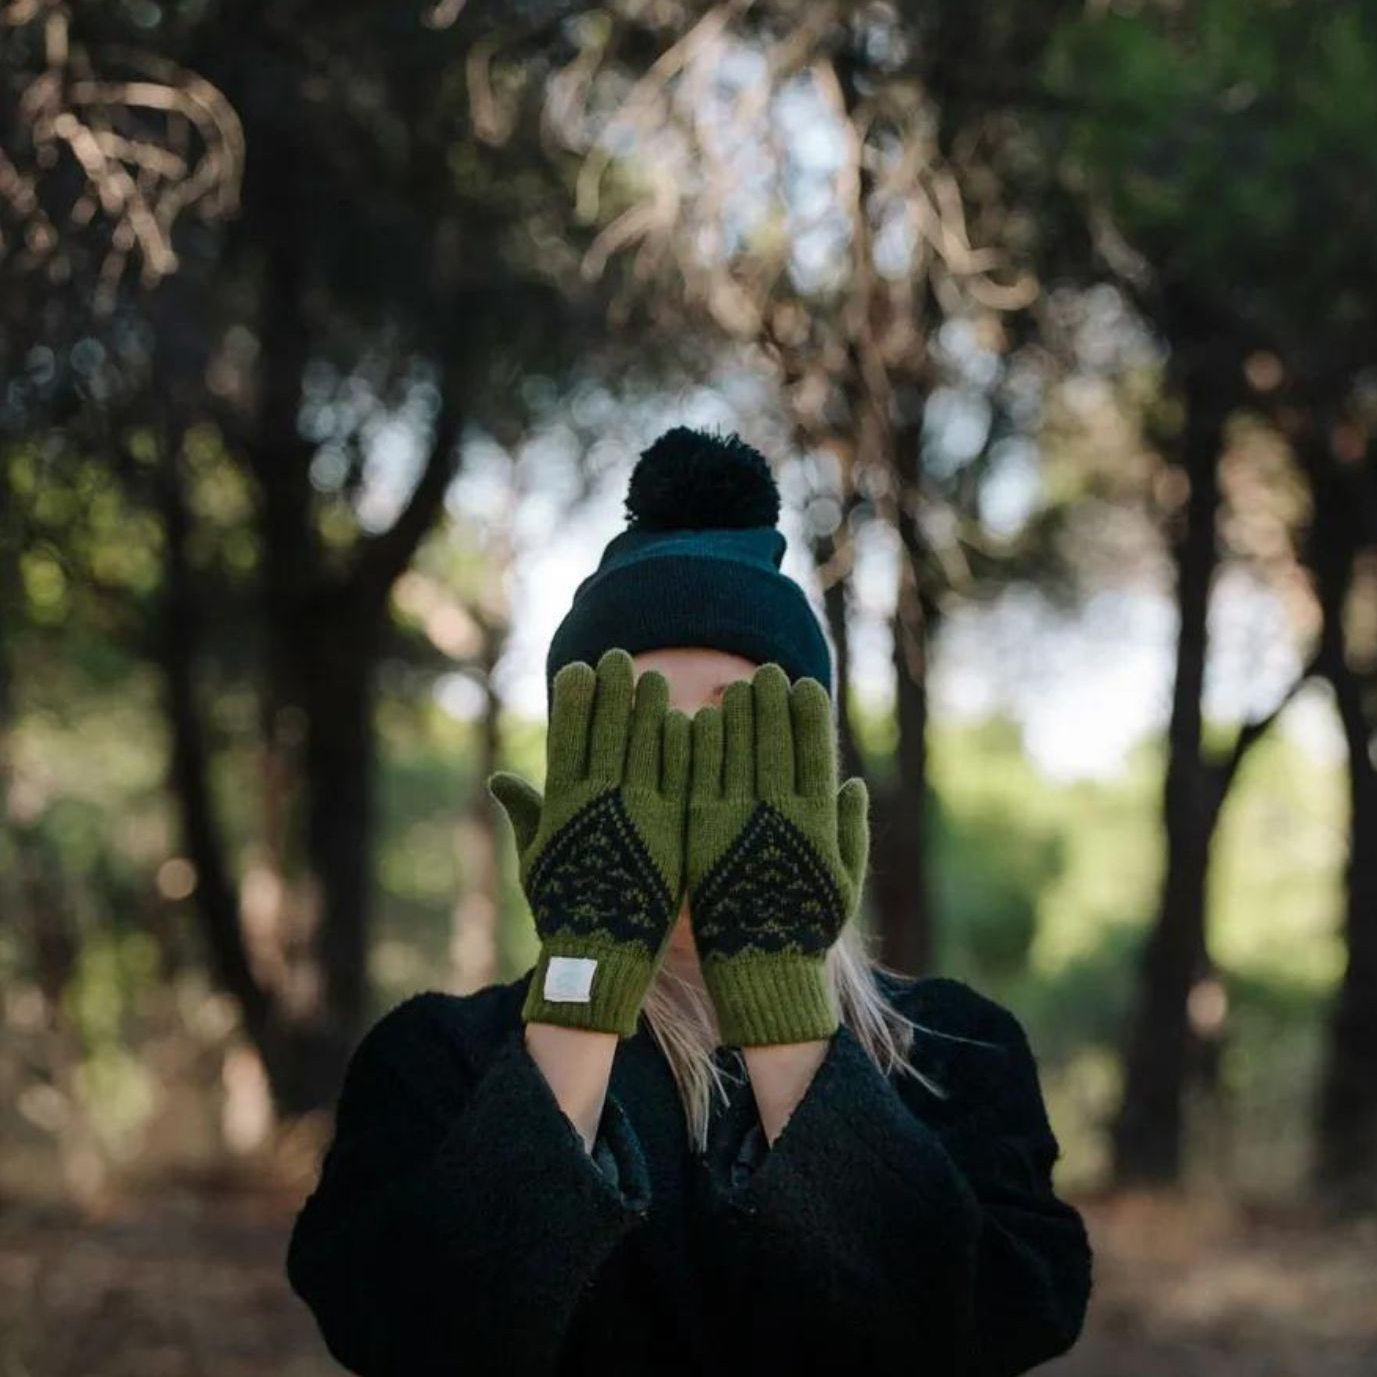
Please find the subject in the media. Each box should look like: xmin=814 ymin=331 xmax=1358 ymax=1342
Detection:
xmin=700 ymin=952 xmax=838 ymax=1047
xmin=521 ymin=937 xmax=661 ymax=1039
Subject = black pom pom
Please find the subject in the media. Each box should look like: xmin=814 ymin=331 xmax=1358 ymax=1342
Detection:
xmin=625 ymin=426 xmax=781 ymax=531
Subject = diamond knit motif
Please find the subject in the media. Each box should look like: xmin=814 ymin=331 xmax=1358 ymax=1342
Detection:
xmin=691 ymin=801 xmax=843 ymax=958
xmin=527 ymin=790 xmax=675 ymax=957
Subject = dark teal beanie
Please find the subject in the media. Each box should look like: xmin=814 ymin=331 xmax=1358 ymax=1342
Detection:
xmin=546 ymin=427 xmax=833 ymax=705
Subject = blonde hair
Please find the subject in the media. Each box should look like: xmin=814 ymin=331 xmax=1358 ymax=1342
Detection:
xmin=639 ymin=916 xmax=956 ymax=1154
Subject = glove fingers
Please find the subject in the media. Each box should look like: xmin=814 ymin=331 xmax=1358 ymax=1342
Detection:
xmin=547 ymin=661 xmax=595 ymax=787
xmin=488 ymin=771 xmax=544 ymax=853
xmin=625 ymin=668 xmax=669 ymax=788
xmin=587 ymin=648 xmax=635 ymax=783
xmin=662 ymin=708 xmax=692 ymax=798
xmin=721 ymin=679 xmax=754 ymax=797
xmin=753 ymin=663 xmax=794 ymax=796
xmin=790 ymin=676 xmax=836 ymax=798
xmin=691 ymin=704 xmax=724 ymax=800
xmin=837 ymin=776 xmax=871 ymax=892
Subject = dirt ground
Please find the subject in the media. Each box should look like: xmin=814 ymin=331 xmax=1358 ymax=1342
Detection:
xmin=1047 ymin=1191 xmax=1377 ymax=1377
xmin=0 ymin=1175 xmax=1373 ymax=1376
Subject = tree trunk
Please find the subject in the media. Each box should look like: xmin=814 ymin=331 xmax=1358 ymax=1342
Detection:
xmin=1317 ymin=650 xmax=1377 ymax=1207
xmin=452 ymin=618 xmax=507 ymax=994
xmin=873 ymin=421 xmax=934 ymax=976
xmin=1305 ymin=423 xmax=1377 ymax=1207
xmin=299 ymin=591 xmax=382 ymax=1065
xmin=154 ymin=419 xmax=354 ymax=1115
xmin=1111 ymin=359 xmax=1230 ymax=1185
xmin=810 ymin=504 xmax=865 ymax=783
xmin=156 ymin=424 xmax=273 ymax=1050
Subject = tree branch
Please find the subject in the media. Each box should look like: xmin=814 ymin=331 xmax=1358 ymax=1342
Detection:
xmin=1216 ymin=651 xmax=1321 ymax=799
xmin=348 ymin=381 xmax=465 ymax=604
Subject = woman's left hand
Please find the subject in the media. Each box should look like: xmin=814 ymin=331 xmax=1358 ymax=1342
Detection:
xmin=685 ymin=663 xmax=869 ymax=1047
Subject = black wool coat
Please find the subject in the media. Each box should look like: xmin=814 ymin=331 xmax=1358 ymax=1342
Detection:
xmin=286 ymin=967 xmax=1094 ymax=1377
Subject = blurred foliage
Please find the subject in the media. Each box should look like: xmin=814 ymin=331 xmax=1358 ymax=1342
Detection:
xmin=1 ymin=0 xmax=1371 ymax=1220
xmin=1044 ymin=0 xmax=1377 ymax=365
xmin=2 ymin=646 xmax=1345 ymax=1198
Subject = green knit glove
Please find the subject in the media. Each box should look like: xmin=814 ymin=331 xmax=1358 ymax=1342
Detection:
xmin=686 ymin=663 xmax=869 ymax=1047
xmin=489 ymin=648 xmax=691 ymax=1037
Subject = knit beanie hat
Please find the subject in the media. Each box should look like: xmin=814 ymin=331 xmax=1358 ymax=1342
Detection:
xmin=545 ymin=426 xmax=833 ymax=704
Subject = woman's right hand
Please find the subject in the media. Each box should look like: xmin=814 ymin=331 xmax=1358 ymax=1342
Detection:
xmin=489 ymin=647 xmax=691 ymax=1038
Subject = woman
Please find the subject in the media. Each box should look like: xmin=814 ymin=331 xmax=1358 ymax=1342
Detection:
xmin=285 ymin=427 xmax=1094 ymax=1376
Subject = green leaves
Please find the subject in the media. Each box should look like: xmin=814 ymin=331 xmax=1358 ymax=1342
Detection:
xmin=1042 ymin=0 xmax=1377 ymax=345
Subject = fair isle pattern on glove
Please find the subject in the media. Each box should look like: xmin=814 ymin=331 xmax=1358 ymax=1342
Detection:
xmin=686 ymin=664 xmax=869 ymax=1047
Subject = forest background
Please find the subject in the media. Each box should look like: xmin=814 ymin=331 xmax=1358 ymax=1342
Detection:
xmin=1 ymin=2 xmax=1375 ymax=1373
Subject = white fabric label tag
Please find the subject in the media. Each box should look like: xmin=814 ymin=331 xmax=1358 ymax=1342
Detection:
xmin=544 ymin=956 xmax=597 ymax=1003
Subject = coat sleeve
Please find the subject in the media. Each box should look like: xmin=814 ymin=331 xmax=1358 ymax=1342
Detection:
xmin=699 ymin=978 xmax=1094 ymax=1376
xmin=286 ymin=992 xmax=653 ymax=1377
